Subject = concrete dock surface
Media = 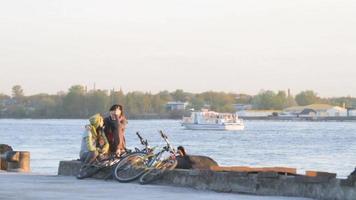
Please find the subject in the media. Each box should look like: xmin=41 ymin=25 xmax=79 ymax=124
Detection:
xmin=0 ymin=172 xmax=312 ymax=200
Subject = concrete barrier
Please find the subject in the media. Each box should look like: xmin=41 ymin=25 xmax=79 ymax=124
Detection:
xmin=57 ymin=160 xmax=356 ymax=200
xmin=0 ymin=144 xmax=13 ymax=170
xmin=3 ymin=151 xmax=31 ymax=172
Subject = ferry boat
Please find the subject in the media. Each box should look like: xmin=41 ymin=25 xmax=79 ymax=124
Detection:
xmin=182 ymin=109 xmax=244 ymax=131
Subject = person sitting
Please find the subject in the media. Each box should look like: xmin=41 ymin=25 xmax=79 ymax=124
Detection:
xmin=79 ymin=114 xmax=109 ymax=164
xmin=104 ymin=104 xmax=127 ymax=156
xmin=175 ymin=146 xmax=192 ymax=169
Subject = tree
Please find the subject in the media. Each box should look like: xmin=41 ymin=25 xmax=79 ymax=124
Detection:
xmin=26 ymin=94 xmax=61 ymax=118
xmin=62 ymin=85 xmax=87 ymax=118
xmin=295 ymin=90 xmax=319 ymax=106
xmin=171 ymin=89 xmax=186 ymax=102
xmin=235 ymin=94 xmax=252 ymax=104
xmin=151 ymin=95 xmax=165 ymax=114
xmin=251 ymin=90 xmax=290 ymax=110
xmin=189 ymin=96 xmax=205 ymax=111
xmin=110 ymin=89 xmax=125 ymax=106
xmin=199 ymin=91 xmax=236 ymax=112
xmin=12 ymin=85 xmax=24 ymax=98
xmin=252 ymin=90 xmax=276 ymax=109
xmin=86 ymin=90 xmax=110 ymax=115
xmin=157 ymin=91 xmax=172 ymax=102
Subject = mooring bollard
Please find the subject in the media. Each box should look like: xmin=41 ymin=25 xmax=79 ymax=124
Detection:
xmin=0 ymin=144 xmax=13 ymax=170
xmin=4 ymin=151 xmax=31 ymax=172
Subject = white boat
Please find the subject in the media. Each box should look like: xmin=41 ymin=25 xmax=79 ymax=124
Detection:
xmin=182 ymin=109 xmax=244 ymax=131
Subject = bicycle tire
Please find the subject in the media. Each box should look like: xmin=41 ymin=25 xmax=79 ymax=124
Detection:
xmin=113 ymin=152 xmax=148 ymax=182
xmin=139 ymin=159 xmax=177 ymax=185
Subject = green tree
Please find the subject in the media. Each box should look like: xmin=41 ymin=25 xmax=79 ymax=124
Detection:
xmin=151 ymin=95 xmax=165 ymax=114
xmin=274 ymin=91 xmax=289 ymax=109
xmin=189 ymin=96 xmax=205 ymax=111
xmin=86 ymin=90 xmax=110 ymax=115
xmin=27 ymin=94 xmax=59 ymax=118
xmin=62 ymin=85 xmax=87 ymax=118
xmin=235 ymin=94 xmax=252 ymax=104
xmin=0 ymin=93 xmax=10 ymax=117
xmin=251 ymin=90 xmax=289 ymax=110
xmin=12 ymin=85 xmax=24 ymax=98
xmin=158 ymin=91 xmax=172 ymax=102
xmin=252 ymin=90 xmax=276 ymax=109
xmin=199 ymin=91 xmax=235 ymax=112
xmin=124 ymin=91 xmax=147 ymax=116
xmin=110 ymin=89 xmax=125 ymax=106
xmin=171 ymin=89 xmax=186 ymax=102
xmin=295 ymin=90 xmax=319 ymax=106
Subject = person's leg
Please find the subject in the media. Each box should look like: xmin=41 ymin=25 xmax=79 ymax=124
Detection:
xmin=84 ymin=151 xmax=98 ymax=164
xmin=79 ymin=152 xmax=88 ymax=163
xmin=118 ymin=130 xmax=125 ymax=153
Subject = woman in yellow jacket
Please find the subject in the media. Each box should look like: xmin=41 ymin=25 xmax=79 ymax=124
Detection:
xmin=79 ymin=114 xmax=109 ymax=164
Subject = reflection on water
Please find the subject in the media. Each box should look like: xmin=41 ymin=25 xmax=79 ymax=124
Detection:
xmin=1 ymin=119 xmax=356 ymax=177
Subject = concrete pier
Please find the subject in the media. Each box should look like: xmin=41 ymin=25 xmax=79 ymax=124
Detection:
xmin=0 ymin=172 xmax=310 ymax=200
xmin=58 ymin=160 xmax=356 ymax=200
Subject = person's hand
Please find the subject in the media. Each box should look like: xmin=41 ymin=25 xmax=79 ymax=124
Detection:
xmin=116 ymin=150 xmax=121 ymax=156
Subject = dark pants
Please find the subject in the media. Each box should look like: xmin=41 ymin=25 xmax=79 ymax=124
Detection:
xmin=80 ymin=151 xmax=98 ymax=164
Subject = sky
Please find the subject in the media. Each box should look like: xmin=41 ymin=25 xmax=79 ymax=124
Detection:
xmin=0 ymin=0 xmax=355 ymax=97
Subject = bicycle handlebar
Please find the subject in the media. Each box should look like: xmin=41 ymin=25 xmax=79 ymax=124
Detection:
xmin=136 ymin=132 xmax=148 ymax=146
xmin=158 ymin=130 xmax=175 ymax=153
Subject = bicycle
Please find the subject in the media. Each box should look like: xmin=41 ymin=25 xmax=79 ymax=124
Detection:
xmin=77 ymin=132 xmax=149 ymax=180
xmin=76 ymin=154 xmax=121 ymax=179
xmin=113 ymin=130 xmax=177 ymax=184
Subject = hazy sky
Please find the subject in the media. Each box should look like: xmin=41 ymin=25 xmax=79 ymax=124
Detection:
xmin=1 ymin=0 xmax=355 ymax=97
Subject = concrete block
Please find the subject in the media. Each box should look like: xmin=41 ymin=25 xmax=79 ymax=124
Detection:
xmin=58 ymin=160 xmax=81 ymax=176
xmin=0 ymin=144 xmax=13 ymax=170
xmin=295 ymin=175 xmax=333 ymax=184
xmin=257 ymin=172 xmax=280 ymax=179
xmin=211 ymin=166 xmax=297 ymax=175
xmin=306 ymin=171 xmax=337 ymax=179
xmin=5 ymin=151 xmax=30 ymax=172
xmin=340 ymin=179 xmax=355 ymax=187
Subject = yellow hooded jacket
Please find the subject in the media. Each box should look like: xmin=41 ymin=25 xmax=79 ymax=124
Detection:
xmin=80 ymin=114 xmax=109 ymax=156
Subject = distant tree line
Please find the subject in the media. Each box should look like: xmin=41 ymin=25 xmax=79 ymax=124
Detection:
xmin=0 ymin=85 xmax=355 ymax=119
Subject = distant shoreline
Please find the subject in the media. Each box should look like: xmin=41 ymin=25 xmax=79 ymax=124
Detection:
xmin=239 ymin=116 xmax=356 ymax=122
xmin=1 ymin=116 xmax=356 ymax=122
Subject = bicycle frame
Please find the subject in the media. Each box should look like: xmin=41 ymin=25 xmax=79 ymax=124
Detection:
xmin=142 ymin=130 xmax=176 ymax=169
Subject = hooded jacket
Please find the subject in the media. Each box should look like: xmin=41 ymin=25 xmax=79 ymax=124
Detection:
xmin=80 ymin=114 xmax=109 ymax=157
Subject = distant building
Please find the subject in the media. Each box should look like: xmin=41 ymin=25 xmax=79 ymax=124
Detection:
xmin=284 ymin=104 xmax=347 ymax=117
xmin=298 ymin=108 xmax=317 ymax=118
xmin=232 ymin=104 xmax=253 ymax=111
xmin=237 ymin=110 xmax=279 ymax=117
xmin=166 ymin=101 xmax=188 ymax=111
xmin=1 ymin=98 xmax=16 ymax=106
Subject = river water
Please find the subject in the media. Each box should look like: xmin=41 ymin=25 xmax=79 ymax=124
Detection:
xmin=1 ymin=119 xmax=355 ymax=177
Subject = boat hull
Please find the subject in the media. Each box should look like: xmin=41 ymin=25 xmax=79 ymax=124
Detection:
xmin=182 ymin=123 xmax=244 ymax=131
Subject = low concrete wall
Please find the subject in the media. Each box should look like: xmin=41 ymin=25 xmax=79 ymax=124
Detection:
xmin=58 ymin=160 xmax=356 ymax=200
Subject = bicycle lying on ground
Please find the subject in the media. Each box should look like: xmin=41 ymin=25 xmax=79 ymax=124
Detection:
xmin=113 ymin=130 xmax=177 ymax=184
xmin=76 ymin=132 xmax=150 ymax=179
xmin=76 ymin=154 xmax=121 ymax=179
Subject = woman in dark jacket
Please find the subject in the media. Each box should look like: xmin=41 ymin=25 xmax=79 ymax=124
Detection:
xmin=176 ymin=146 xmax=192 ymax=169
xmin=104 ymin=104 xmax=127 ymax=156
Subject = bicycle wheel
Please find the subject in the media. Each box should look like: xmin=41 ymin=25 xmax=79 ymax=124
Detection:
xmin=139 ymin=159 xmax=177 ymax=185
xmin=113 ymin=152 xmax=148 ymax=182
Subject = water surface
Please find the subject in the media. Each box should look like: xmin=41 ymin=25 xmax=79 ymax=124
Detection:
xmin=1 ymin=119 xmax=355 ymax=177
